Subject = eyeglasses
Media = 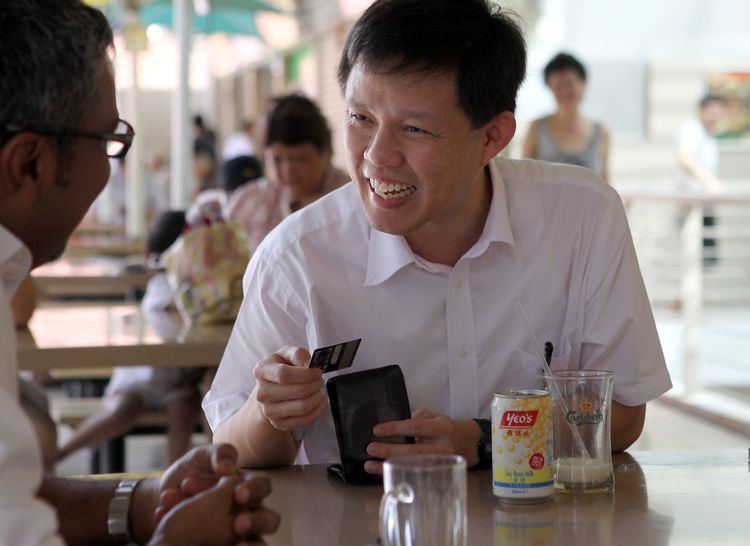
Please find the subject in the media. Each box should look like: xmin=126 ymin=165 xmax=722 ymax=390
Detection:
xmin=0 ymin=118 xmax=135 ymax=159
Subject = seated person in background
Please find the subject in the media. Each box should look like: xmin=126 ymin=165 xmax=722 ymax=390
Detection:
xmin=57 ymin=210 xmax=208 ymax=466
xmin=222 ymin=119 xmax=257 ymax=161
xmin=204 ymin=0 xmax=671 ymax=473
xmin=221 ymin=154 xmax=264 ymax=196
xmin=227 ymin=94 xmax=350 ymax=250
xmin=0 ymin=1 xmax=278 ymax=543
xmin=522 ymin=52 xmax=610 ymax=181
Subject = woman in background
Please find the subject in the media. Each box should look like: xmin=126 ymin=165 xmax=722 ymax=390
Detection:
xmin=523 ymin=52 xmax=610 ymax=182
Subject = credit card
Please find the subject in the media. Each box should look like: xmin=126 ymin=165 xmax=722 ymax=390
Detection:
xmin=309 ymin=338 xmax=362 ymax=373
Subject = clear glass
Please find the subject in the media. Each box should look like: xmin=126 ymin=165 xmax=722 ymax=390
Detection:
xmin=545 ymin=370 xmax=615 ymax=494
xmin=379 ymin=454 xmax=467 ymax=546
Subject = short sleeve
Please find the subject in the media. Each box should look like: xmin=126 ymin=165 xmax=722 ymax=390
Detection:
xmin=579 ymin=191 xmax=672 ymax=406
xmin=202 ymin=250 xmax=309 ymax=431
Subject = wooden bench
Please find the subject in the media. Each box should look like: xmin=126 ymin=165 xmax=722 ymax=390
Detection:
xmin=54 ymin=398 xmax=204 ymax=473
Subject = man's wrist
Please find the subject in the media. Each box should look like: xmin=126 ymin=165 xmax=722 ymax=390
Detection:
xmin=129 ymin=478 xmax=158 ymax=545
xmin=460 ymin=419 xmax=482 ymax=468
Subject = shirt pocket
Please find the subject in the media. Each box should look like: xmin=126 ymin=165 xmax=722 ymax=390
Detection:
xmin=503 ymin=330 xmax=575 ymax=392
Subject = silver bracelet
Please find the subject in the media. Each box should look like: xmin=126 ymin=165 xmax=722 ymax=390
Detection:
xmin=108 ymin=478 xmax=142 ymax=544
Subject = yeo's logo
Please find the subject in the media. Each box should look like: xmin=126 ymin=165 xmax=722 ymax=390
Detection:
xmin=500 ymin=410 xmax=539 ymax=429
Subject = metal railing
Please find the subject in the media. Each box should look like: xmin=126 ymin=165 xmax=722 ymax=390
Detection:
xmin=621 ymin=191 xmax=750 ymax=395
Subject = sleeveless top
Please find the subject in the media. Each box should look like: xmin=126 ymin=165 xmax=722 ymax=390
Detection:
xmin=535 ymin=118 xmax=605 ymax=177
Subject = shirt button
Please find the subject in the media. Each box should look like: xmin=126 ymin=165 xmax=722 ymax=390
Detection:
xmin=458 ymin=348 xmax=468 ymax=358
xmin=453 ymin=279 xmax=463 ymax=290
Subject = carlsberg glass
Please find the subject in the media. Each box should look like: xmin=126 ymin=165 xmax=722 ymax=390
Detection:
xmin=545 ymin=370 xmax=615 ymax=494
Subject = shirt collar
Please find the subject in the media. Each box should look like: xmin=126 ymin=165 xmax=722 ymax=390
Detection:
xmin=0 ymin=223 xmax=33 ymax=299
xmin=363 ymin=159 xmax=515 ymax=287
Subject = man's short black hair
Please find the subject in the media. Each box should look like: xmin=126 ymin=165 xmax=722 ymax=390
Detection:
xmin=263 ymin=94 xmax=332 ymax=152
xmin=337 ymin=0 xmax=527 ymax=128
xmin=220 ymin=155 xmax=263 ymax=195
xmin=543 ymin=52 xmax=587 ymax=83
xmin=147 ymin=210 xmax=186 ymax=256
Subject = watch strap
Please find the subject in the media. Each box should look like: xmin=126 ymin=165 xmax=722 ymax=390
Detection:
xmin=108 ymin=478 xmax=141 ymax=544
xmin=473 ymin=418 xmax=492 ymax=468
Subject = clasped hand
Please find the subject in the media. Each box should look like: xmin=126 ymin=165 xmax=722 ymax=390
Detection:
xmin=149 ymin=444 xmax=280 ymax=546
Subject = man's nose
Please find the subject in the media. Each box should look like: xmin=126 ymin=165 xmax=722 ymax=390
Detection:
xmin=364 ymin=127 xmax=403 ymax=168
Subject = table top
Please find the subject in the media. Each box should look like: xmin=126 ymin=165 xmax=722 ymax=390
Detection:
xmin=32 ymin=256 xmax=151 ymax=298
xmin=16 ymin=302 xmax=232 ymax=372
xmin=258 ymin=449 xmax=749 ymax=546
xmin=64 ymin=235 xmax=143 ymax=257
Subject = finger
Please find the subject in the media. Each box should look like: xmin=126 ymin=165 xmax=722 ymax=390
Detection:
xmin=254 ymin=360 xmax=322 ymax=385
xmin=159 ymin=487 xmax=189 ymax=510
xmin=234 ymin=475 xmax=272 ymax=506
xmin=265 ymin=395 xmax=328 ymax=431
xmin=364 ymin=460 xmax=383 ymax=475
xmin=373 ymin=417 xmax=436 ymax=438
xmin=233 ymin=508 xmax=281 ymax=536
xmin=411 ymin=408 xmax=436 ymax=419
xmin=367 ymin=441 xmax=449 ymax=459
xmin=210 ymin=443 xmax=239 ymax=475
xmin=277 ymin=345 xmax=312 ymax=367
xmin=180 ymin=474 xmax=222 ymax=496
xmin=255 ymin=377 xmax=325 ymax=405
xmin=262 ymin=391 xmax=327 ymax=420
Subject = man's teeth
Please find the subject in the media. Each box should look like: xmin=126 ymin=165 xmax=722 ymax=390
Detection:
xmin=368 ymin=179 xmax=417 ymax=199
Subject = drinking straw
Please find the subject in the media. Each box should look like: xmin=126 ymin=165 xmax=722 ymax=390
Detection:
xmin=514 ymin=301 xmax=591 ymax=461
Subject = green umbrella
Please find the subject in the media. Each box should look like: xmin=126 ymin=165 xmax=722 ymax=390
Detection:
xmin=138 ymin=0 xmax=283 ymax=36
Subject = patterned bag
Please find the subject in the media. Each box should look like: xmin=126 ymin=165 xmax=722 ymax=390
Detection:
xmin=163 ymin=219 xmax=250 ymax=325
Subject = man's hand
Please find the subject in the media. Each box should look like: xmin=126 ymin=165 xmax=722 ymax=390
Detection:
xmin=363 ymin=409 xmax=481 ymax=475
xmin=148 ymin=475 xmax=280 ymax=546
xmin=154 ymin=443 xmax=240 ymax=521
xmin=253 ymin=346 xmax=327 ymax=431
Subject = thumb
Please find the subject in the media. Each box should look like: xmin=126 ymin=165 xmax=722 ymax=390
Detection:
xmin=277 ymin=345 xmax=312 ymax=368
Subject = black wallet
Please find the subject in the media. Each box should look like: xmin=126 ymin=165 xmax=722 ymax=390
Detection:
xmin=326 ymin=364 xmax=414 ymax=483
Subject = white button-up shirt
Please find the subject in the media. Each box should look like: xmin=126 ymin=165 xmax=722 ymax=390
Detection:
xmin=0 ymin=224 xmax=63 ymax=545
xmin=204 ymin=158 xmax=672 ymax=464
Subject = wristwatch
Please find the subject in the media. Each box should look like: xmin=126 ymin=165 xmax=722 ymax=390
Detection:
xmin=473 ymin=419 xmax=492 ymax=467
xmin=108 ymin=478 xmax=141 ymax=544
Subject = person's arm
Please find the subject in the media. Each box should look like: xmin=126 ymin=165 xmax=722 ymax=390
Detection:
xmin=521 ymin=120 xmax=539 ymax=158
xmin=677 ymin=131 xmax=723 ymax=193
xmin=600 ymin=126 xmax=611 ymax=184
xmin=611 ymin=401 xmax=646 ymax=452
xmin=213 ymin=346 xmax=327 ymax=468
xmin=578 ymin=187 xmax=671 ymax=448
xmin=39 ymin=475 xmax=157 ymax=545
xmin=11 ymin=274 xmax=37 ymax=328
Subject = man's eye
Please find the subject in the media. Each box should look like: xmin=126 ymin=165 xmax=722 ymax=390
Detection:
xmin=350 ymin=113 xmax=367 ymax=122
xmin=405 ymin=125 xmax=427 ymax=134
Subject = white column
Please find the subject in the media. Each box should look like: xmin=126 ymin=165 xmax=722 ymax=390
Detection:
xmin=125 ymin=48 xmax=146 ymax=239
xmin=680 ymin=203 xmax=703 ymax=395
xmin=170 ymin=0 xmax=193 ymax=208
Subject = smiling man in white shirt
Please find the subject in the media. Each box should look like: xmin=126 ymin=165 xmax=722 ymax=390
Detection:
xmin=205 ymin=0 xmax=672 ymax=472
xmin=0 ymin=1 xmax=278 ymax=544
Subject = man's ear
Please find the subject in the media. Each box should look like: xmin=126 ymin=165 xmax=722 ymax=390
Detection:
xmin=0 ymin=133 xmax=59 ymax=203
xmin=480 ymin=111 xmax=517 ymax=165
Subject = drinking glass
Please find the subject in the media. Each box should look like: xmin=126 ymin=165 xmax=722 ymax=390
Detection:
xmin=379 ymin=454 xmax=467 ymax=546
xmin=545 ymin=370 xmax=615 ymax=494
